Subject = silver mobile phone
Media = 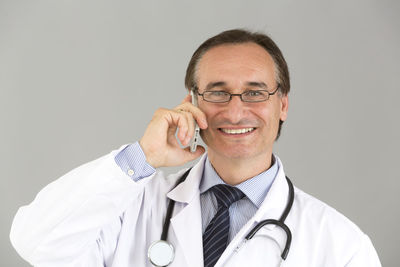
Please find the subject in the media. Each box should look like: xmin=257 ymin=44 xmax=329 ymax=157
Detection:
xmin=190 ymin=90 xmax=200 ymax=153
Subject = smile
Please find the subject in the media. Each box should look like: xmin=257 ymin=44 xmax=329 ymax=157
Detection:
xmin=218 ymin=128 xmax=255 ymax=134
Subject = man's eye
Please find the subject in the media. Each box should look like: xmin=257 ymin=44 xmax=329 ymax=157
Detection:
xmin=210 ymin=91 xmax=228 ymax=96
xmin=246 ymin=91 xmax=263 ymax=96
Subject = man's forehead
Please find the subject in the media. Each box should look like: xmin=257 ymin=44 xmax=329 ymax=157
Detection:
xmin=196 ymin=42 xmax=276 ymax=88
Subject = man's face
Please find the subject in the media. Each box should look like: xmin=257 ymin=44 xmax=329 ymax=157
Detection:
xmin=196 ymin=42 xmax=288 ymax=161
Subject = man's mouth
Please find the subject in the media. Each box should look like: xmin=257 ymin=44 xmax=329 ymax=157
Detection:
xmin=218 ymin=127 xmax=256 ymax=135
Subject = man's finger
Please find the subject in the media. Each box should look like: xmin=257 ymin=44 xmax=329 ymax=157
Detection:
xmin=183 ymin=111 xmax=195 ymax=145
xmin=175 ymin=102 xmax=208 ymax=129
xmin=182 ymin=145 xmax=206 ymax=160
xmin=168 ymin=110 xmax=189 ymax=144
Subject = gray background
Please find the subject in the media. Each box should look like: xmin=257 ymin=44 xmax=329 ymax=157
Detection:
xmin=1 ymin=0 xmax=399 ymax=266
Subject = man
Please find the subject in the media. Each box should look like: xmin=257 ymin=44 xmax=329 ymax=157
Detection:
xmin=10 ymin=29 xmax=381 ymax=266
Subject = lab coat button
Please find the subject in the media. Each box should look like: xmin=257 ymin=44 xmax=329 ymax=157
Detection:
xmin=127 ymin=169 xmax=135 ymax=176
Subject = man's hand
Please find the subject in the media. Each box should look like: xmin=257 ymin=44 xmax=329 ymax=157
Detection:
xmin=139 ymin=94 xmax=208 ymax=168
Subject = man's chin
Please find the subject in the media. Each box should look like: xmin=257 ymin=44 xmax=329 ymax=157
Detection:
xmin=208 ymin=145 xmax=256 ymax=160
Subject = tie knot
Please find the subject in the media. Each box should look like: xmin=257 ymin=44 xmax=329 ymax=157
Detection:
xmin=211 ymin=184 xmax=245 ymax=208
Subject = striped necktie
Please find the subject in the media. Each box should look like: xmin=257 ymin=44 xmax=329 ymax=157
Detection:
xmin=202 ymin=184 xmax=245 ymax=267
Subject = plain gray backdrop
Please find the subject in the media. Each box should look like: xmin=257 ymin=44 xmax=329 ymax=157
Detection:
xmin=1 ymin=0 xmax=399 ymax=266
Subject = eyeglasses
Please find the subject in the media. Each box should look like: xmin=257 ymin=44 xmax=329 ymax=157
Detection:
xmin=195 ymin=84 xmax=280 ymax=103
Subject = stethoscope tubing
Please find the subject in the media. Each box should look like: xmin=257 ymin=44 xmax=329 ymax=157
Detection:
xmin=244 ymin=176 xmax=294 ymax=260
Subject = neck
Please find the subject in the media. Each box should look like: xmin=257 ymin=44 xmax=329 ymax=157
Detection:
xmin=207 ymin=151 xmax=273 ymax=185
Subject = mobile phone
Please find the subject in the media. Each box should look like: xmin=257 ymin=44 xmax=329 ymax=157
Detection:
xmin=190 ymin=90 xmax=200 ymax=153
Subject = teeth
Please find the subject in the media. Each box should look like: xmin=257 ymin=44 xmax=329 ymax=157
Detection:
xmin=220 ymin=128 xmax=255 ymax=134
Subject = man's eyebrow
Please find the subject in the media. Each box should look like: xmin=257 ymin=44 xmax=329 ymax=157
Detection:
xmin=205 ymin=81 xmax=226 ymax=90
xmin=245 ymin=81 xmax=268 ymax=89
xmin=204 ymin=81 xmax=269 ymax=90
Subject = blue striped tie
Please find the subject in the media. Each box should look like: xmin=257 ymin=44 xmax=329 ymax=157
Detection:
xmin=202 ymin=184 xmax=245 ymax=267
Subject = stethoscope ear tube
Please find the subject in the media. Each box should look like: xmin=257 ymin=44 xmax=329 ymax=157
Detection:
xmin=244 ymin=219 xmax=292 ymax=260
xmin=280 ymin=177 xmax=294 ymax=223
xmin=244 ymin=176 xmax=294 ymax=260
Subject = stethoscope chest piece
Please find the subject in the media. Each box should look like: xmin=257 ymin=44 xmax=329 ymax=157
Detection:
xmin=148 ymin=240 xmax=175 ymax=266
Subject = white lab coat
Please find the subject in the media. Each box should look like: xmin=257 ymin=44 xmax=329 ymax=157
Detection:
xmin=10 ymin=145 xmax=381 ymax=267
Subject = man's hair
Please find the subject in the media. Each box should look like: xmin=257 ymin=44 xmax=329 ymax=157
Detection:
xmin=184 ymin=28 xmax=290 ymax=139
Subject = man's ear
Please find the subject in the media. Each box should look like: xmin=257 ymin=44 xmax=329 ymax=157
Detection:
xmin=279 ymin=95 xmax=289 ymax=121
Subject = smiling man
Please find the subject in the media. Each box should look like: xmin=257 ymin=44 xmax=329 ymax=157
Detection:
xmin=11 ymin=29 xmax=381 ymax=266
xmin=193 ymin=42 xmax=287 ymax=185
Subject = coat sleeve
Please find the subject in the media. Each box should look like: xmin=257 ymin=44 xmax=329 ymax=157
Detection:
xmin=9 ymin=147 xmax=153 ymax=266
xmin=345 ymin=234 xmax=382 ymax=267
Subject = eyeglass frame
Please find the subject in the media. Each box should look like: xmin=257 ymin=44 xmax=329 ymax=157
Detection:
xmin=193 ymin=84 xmax=281 ymax=103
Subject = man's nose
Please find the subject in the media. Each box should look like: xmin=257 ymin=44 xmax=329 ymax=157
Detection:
xmin=225 ymin=95 xmax=246 ymax=124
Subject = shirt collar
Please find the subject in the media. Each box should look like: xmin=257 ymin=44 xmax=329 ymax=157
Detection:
xmin=199 ymin=155 xmax=280 ymax=208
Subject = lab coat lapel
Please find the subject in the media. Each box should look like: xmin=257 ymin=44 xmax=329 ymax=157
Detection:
xmin=167 ymin=155 xmax=207 ymax=267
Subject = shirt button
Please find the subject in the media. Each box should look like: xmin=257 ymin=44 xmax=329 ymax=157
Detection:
xmin=127 ymin=169 xmax=135 ymax=176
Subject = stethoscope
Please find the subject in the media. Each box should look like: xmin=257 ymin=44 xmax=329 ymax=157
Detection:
xmin=147 ymin=168 xmax=295 ymax=266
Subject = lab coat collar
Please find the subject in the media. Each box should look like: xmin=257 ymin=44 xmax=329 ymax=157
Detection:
xmin=166 ymin=154 xmax=207 ymax=267
xmin=167 ymin=154 xmax=289 ymax=226
xmin=251 ymin=156 xmax=289 ymax=227
xmin=166 ymin=153 xmax=207 ymax=203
